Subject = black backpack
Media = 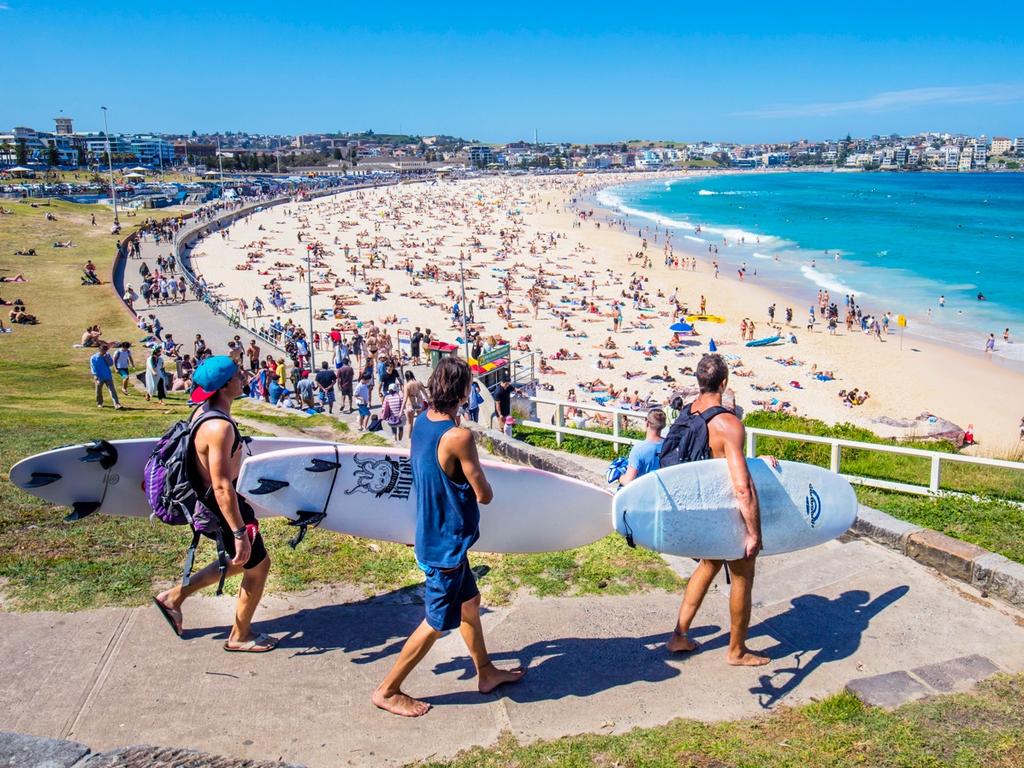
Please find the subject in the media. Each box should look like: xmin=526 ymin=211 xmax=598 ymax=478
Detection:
xmin=658 ymin=405 xmax=730 ymax=468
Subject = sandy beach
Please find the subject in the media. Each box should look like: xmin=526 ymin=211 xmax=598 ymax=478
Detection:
xmin=188 ymin=173 xmax=1024 ymax=455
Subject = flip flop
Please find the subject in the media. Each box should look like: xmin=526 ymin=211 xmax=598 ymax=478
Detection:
xmin=153 ymin=596 xmax=182 ymax=637
xmin=223 ymin=633 xmax=278 ymax=653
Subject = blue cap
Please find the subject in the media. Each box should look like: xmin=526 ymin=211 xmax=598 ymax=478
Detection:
xmin=190 ymin=355 xmax=238 ymax=403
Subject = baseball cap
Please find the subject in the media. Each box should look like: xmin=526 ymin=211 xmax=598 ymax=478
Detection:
xmin=388 ymin=382 xmax=398 ymax=393
xmin=190 ymin=355 xmax=238 ymax=404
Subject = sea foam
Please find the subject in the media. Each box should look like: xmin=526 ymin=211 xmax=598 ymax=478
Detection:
xmin=800 ymin=265 xmax=859 ymax=296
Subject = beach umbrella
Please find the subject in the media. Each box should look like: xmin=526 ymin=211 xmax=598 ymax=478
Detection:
xmin=670 ymin=321 xmax=694 ymax=333
xmin=708 ymin=338 xmax=717 ymax=352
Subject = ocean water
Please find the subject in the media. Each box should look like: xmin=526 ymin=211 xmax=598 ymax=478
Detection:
xmin=595 ymin=172 xmax=1024 ymax=365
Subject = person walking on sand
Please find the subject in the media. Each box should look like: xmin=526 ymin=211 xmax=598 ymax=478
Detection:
xmin=373 ymin=357 xmax=524 ymax=717
xmin=665 ymin=354 xmax=776 ymax=666
xmin=153 ymin=356 xmax=277 ymax=653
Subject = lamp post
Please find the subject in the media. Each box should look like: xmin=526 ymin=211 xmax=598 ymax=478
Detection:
xmin=459 ymin=252 xmax=469 ymax=359
xmin=306 ymin=244 xmax=316 ymax=370
xmin=100 ymin=106 xmax=119 ymax=225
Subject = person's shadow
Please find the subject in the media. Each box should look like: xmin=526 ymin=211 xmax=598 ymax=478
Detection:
xmin=422 ymin=625 xmax=722 ymax=707
xmin=745 ymin=586 xmax=910 ymax=708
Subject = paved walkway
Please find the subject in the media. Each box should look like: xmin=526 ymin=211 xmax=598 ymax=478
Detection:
xmin=16 ymin=222 xmax=1013 ymax=766
xmin=3 ymin=534 xmax=1023 ymax=767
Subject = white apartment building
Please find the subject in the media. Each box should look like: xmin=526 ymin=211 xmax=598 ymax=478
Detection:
xmin=940 ymin=145 xmax=960 ymax=170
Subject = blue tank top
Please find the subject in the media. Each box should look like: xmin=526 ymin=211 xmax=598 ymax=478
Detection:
xmin=412 ymin=411 xmax=481 ymax=569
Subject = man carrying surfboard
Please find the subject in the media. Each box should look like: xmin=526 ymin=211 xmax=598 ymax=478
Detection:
xmin=666 ymin=353 xmax=774 ymax=666
xmin=373 ymin=356 xmax=524 ymax=717
xmin=153 ymin=356 xmax=277 ymax=653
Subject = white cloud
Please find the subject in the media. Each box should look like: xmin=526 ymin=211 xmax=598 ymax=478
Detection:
xmin=734 ymin=84 xmax=1024 ymax=119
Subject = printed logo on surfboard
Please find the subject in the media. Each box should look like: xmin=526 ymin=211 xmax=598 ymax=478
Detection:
xmin=345 ymin=454 xmax=413 ymax=500
xmin=804 ymin=484 xmax=822 ymax=528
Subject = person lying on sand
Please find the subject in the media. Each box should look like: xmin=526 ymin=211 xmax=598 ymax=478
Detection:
xmin=0 ymin=274 xmax=27 ymax=282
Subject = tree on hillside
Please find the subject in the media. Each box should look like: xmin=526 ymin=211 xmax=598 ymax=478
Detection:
xmin=47 ymin=143 xmax=59 ymax=168
xmin=15 ymin=138 xmax=28 ymax=165
xmin=76 ymin=145 xmax=86 ymax=167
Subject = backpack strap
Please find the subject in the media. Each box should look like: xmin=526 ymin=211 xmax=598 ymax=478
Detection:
xmin=697 ymin=405 xmax=731 ymax=425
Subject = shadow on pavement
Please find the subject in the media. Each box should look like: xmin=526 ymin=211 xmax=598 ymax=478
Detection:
xmin=746 ymin=585 xmax=910 ymax=708
xmin=424 ymin=625 xmax=722 ymax=707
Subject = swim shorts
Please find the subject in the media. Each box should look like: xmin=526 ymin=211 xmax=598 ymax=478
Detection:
xmin=117 ymin=368 xmax=129 ymax=379
xmin=208 ymin=497 xmax=268 ymax=569
xmin=419 ymin=558 xmax=479 ymax=632
xmin=358 ymin=403 xmax=370 ymax=417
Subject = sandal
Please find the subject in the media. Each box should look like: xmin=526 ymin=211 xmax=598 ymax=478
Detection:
xmin=153 ymin=596 xmax=182 ymax=637
xmin=223 ymin=633 xmax=278 ymax=653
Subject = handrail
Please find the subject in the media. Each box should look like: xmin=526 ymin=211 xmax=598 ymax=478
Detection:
xmin=521 ymin=395 xmax=1024 ymax=499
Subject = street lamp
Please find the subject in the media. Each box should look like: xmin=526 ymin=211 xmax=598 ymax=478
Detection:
xmin=306 ymin=244 xmax=316 ymax=370
xmin=459 ymin=252 xmax=470 ymax=359
xmin=100 ymin=106 xmax=119 ymax=225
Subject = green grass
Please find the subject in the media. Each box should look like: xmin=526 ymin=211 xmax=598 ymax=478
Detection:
xmin=855 ymin=488 xmax=1024 ymax=564
xmin=514 ymin=423 xmax=644 ymax=460
xmin=0 ymin=201 xmax=680 ymax=610
xmin=417 ymin=674 xmax=1024 ymax=768
xmin=235 ymin=401 xmax=350 ymax=439
xmin=744 ymin=412 xmax=1024 ymax=502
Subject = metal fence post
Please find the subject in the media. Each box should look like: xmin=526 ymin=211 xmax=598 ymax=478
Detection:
xmin=746 ymin=430 xmax=756 ymax=458
xmin=830 ymin=442 xmax=841 ymax=473
xmin=929 ymin=456 xmax=941 ymax=494
xmin=556 ymin=403 xmax=564 ymax=447
xmin=612 ymin=413 xmax=620 ymax=455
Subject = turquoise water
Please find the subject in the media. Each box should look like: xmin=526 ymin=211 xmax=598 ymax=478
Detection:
xmin=596 ymin=172 xmax=1024 ymax=364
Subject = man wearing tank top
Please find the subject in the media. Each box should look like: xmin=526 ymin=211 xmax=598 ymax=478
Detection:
xmin=666 ymin=353 xmax=777 ymax=666
xmin=373 ymin=356 xmax=524 ymax=716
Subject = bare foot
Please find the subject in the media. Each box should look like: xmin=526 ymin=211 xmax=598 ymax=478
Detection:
xmin=666 ymin=631 xmax=700 ymax=653
xmin=372 ymin=688 xmax=431 ymax=717
xmin=727 ymin=648 xmax=771 ymax=667
xmin=478 ymin=663 xmax=526 ymax=694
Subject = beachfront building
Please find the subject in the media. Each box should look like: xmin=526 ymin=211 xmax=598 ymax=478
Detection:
xmin=1015 ymin=138 xmax=1024 ymax=154
xmin=941 ymin=145 xmax=961 ymax=170
xmin=972 ymin=141 xmax=987 ymax=168
xmin=130 ymin=136 xmax=175 ymax=167
xmin=990 ymin=137 xmax=1012 ymax=156
xmin=467 ymin=145 xmax=495 ymax=168
xmin=54 ymin=117 xmax=74 ymax=135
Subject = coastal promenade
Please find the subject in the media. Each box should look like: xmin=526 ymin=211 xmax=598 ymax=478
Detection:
xmin=2 ymin=529 xmax=1023 ymax=766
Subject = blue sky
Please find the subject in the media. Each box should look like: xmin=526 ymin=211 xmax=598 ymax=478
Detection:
xmin=3 ymin=1 xmax=1023 ymax=143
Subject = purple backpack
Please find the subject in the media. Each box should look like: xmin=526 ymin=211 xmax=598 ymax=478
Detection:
xmin=143 ymin=409 xmax=242 ymax=594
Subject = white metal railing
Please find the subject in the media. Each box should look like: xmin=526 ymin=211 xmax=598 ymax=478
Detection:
xmin=520 ymin=396 xmax=1024 ymax=501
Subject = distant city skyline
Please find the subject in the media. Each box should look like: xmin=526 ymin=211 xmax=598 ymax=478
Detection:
xmin=3 ymin=1 xmax=1023 ymax=143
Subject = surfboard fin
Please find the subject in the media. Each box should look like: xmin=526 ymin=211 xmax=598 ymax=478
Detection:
xmin=80 ymin=440 xmax=118 ymax=470
xmin=25 ymin=472 xmax=62 ymax=488
xmin=287 ymin=510 xmax=327 ymax=549
xmin=65 ymin=501 xmax=101 ymax=522
xmin=306 ymin=458 xmax=341 ymax=473
xmin=247 ymin=477 xmax=290 ymax=495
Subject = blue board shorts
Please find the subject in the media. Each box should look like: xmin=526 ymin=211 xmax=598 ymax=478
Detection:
xmin=418 ymin=558 xmax=479 ymax=632
xmin=357 ymin=403 xmax=370 ymax=417
xmin=117 ymin=368 xmax=130 ymax=379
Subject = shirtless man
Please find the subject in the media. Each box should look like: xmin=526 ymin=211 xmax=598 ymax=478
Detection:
xmin=666 ymin=353 xmax=774 ymax=666
xmin=153 ymin=356 xmax=276 ymax=652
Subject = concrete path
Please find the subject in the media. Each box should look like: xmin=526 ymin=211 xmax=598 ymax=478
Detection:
xmin=3 ymin=534 xmax=1023 ymax=767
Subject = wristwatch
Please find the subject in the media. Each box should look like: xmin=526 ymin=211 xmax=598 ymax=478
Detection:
xmin=231 ymin=527 xmax=247 ymax=540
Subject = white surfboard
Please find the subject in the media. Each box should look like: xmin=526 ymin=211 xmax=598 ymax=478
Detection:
xmin=613 ymin=459 xmax=857 ymax=559
xmin=235 ymin=444 xmax=614 ymax=553
xmin=9 ymin=437 xmax=330 ymax=522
